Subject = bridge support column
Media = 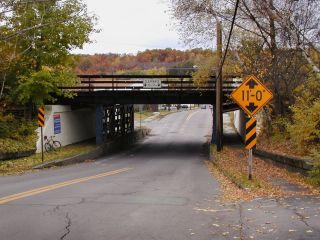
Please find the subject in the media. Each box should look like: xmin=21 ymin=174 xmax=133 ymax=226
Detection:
xmin=120 ymin=105 xmax=126 ymax=135
xmin=95 ymin=105 xmax=104 ymax=145
xmin=104 ymin=105 xmax=115 ymax=139
xmin=101 ymin=104 xmax=135 ymax=142
xmin=126 ymin=105 xmax=134 ymax=133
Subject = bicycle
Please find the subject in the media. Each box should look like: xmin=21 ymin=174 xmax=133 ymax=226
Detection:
xmin=44 ymin=135 xmax=61 ymax=152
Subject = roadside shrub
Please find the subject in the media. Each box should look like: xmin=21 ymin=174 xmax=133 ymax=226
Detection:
xmin=287 ymin=74 xmax=320 ymax=150
xmin=16 ymin=119 xmax=37 ymax=137
xmin=309 ymin=149 xmax=320 ymax=186
xmin=0 ymin=114 xmax=16 ymax=138
xmin=0 ymin=114 xmax=37 ymax=139
xmin=270 ymin=116 xmax=291 ymax=141
xmin=287 ymin=99 xmax=320 ymax=148
xmin=0 ymin=113 xmax=37 ymax=154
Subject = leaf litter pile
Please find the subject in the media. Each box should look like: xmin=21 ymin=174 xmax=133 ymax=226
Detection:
xmin=206 ymin=146 xmax=320 ymax=203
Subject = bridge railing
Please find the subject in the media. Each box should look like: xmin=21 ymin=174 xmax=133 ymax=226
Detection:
xmin=59 ymin=74 xmax=242 ymax=92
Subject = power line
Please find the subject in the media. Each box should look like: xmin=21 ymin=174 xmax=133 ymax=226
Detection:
xmin=216 ymin=0 xmax=240 ymax=80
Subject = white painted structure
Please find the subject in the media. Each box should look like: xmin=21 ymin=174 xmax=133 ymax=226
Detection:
xmin=36 ymin=105 xmax=96 ymax=152
xmin=232 ymin=110 xmax=262 ymax=141
xmin=143 ymin=79 xmax=162 ymax=88
xmin=233 ymin=110 xmax=242 ymax=134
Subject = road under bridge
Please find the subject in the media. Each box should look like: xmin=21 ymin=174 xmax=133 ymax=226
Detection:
xmin=54 ymin=74 xmax=244 ymax=147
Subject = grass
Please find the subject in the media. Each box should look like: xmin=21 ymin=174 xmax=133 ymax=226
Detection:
xmin=0 ymin=142 xmax=97 ymax=176
xmin=134 ymin=109 xmax=178 ymax=121
xmin=158 ymin=109 xmax=178 ymax=118
xmin=134 ymin=111 xmax=154 ymax=121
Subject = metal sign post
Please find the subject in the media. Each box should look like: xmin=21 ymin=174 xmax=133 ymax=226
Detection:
xmin=37 ymin=106 xmax=45 ymax=163
xmin=231 ymin=75 xmax=273 ymax=180
xmin=248 ymin=149 xmax=253 ymax=180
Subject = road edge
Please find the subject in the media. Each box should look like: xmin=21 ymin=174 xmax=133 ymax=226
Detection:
xmin=33 ymin=128 xmax=151 ymax=169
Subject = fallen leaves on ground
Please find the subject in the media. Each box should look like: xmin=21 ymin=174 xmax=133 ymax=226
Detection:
xmin=206 ymin=146 xmax=320 ymax=203
xmin=258 ymin=136 xmax=308 ymax=159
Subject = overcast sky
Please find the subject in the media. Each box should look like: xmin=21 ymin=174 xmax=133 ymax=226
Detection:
xmin=74 ymin=0 xmax=187 ymax=55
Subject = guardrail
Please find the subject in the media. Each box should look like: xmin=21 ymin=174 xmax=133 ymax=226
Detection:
xmin=59 ymin=74 xmax=242 ymax=92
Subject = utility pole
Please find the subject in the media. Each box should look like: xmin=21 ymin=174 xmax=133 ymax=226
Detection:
xmin=215 ymin=21 xmax=223 ymax=151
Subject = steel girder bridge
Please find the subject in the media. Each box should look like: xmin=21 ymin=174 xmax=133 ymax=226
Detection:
xmin=56 ymin=74 xmax=242 ymax=145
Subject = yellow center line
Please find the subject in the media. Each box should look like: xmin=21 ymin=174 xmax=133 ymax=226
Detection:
xmin=0 ymin=168 xmax=132 ymax=205
xmin=179 ymin=110 xmax=199 ymax=133
xmin=186 ymin=110 xmax=198 ymax=121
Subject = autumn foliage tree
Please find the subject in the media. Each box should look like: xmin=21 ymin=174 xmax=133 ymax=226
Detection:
xmin=0 ymin=0 xmax=97 ymax=105
xmin=74 ymin=48 xmax=213 ymax=75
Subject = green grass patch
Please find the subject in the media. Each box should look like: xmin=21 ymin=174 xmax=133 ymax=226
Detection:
xmin=0 ymin=142 xmax=97 ymax=176
xmin=0 ymin=135 xmax=37 ymax=154
xmin=157 ymin=110 xmax=178 ymax=119
xmin=134 ymin=110 xmax=178 ymax=122
xmin=134 ymin=111 xmax=154 ymax=121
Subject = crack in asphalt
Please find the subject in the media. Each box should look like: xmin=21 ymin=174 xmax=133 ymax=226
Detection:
xmin=294 ymin=211 xmax=320 ymax=233
xmin=45 ymin=204 xmax=76 ymax=240
xmin=60 ymin=212 xmax=72 ymax=240
xmin=295 ymin=211 xmax=311 ymax=227
xmin=276 ymin=197 xmax=320 ymax=234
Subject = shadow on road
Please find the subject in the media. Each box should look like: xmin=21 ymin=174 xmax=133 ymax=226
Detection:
xmin=130 ymin=141 xmax=207 ymax=160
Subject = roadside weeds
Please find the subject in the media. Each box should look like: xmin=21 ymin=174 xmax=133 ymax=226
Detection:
xmin=0 ymin=143 xmax=97 ymax=176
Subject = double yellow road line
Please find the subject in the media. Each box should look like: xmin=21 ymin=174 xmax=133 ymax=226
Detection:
xmin=0 ymin=168 xmax=131 ymax=205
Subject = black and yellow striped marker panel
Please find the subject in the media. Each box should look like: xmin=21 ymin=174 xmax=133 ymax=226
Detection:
xmin=38 ymin=107 xmax=45 ymax=127
xmin=245 ymin=117 xmax=256 ymax=150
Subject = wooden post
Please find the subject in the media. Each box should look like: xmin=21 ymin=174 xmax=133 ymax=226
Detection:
xmin=215 ymin=21 xmax=223 ymax=151
xmin=211 ymin=104 xmax=216 ymax=144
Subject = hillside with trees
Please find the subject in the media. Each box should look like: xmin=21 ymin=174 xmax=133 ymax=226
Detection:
xmin=74 ymin=48 xmax=214 ymax=75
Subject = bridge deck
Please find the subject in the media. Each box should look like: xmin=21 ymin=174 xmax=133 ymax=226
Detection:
xmin=56 ymin=74 xmax=241 ymax=112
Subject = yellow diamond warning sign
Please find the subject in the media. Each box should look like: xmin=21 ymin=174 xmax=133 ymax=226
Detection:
xmin=231 ymin=75 xmax=273 ymax=117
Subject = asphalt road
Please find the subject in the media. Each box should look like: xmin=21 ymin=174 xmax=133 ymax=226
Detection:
xmin=0 ymin=109 xmax=319 ymax=240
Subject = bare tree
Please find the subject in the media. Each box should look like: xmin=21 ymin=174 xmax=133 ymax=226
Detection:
xmin=169 ymin=0 xmax=319 ymax=115
xmin=169 ymin=0 xmax=319 ymax=71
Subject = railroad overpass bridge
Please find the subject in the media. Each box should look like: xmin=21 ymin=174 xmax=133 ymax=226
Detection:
xmin=58 ymin=74 xmax=240 ymax=107
xmin=54 ymin=74 xmax=244 ymax=148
